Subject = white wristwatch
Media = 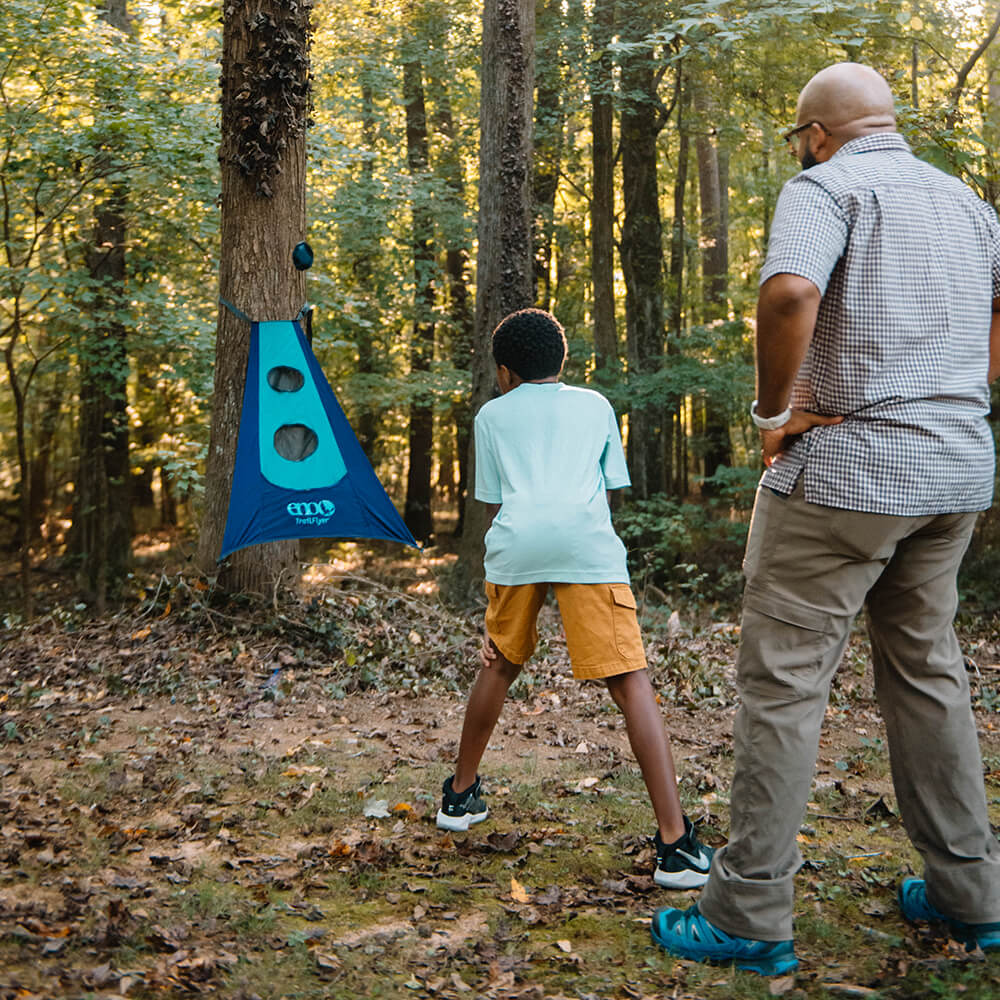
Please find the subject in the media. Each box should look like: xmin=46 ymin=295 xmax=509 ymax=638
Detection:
xmin=750 ymin=400 xmax=792 ymax=430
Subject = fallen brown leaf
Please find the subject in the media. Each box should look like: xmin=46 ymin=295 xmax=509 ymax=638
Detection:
xmin=510 ymin=877 xmax=530 ymax=903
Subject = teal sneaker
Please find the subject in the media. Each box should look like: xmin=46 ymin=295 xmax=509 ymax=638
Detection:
xmin=898 ymin=878 xmax=1000 ymax=952
xmin=651 ymin=904 xmax=798 ymax=976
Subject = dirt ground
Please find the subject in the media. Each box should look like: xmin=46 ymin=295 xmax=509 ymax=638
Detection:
xmin=2 ymin=563 xmax=1000 ymax=999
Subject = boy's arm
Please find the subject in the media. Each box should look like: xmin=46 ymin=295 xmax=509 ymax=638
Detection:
xmin=485 ymin=502 xmax=500 ymax=524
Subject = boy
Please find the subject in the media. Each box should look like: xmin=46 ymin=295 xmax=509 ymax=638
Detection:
xmin=436 ymin=308 xmax=713 ymax=889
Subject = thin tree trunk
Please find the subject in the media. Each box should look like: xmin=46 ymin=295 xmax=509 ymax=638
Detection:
xmin=532 ymin=0 xmax=564 ymax=309
xmin=73 ymin=0 xmax=132 ymax=611
xmin=428 ymin=70 xmax=474 ymax=536
xmin=353 ymin=77 xmax=381 ymax=460
xmin=693 ymin=76 xmax=731 ymax=481
xmin=403 ymin=57 xmax=435 ymax=542
xmin=28 ymin=366 xmax=65 ymax=538
xmin=590 ymin=0 xmax=617 ymax=377
xmin=620 ymin=0 xmax=665 ymax=499
xmin=3 ymin=304 xmax=33 ymax=618
xmin=986 ymin=67 xmax=1000 ymax=208
xmin=456 ymin=0 xmax=536 ymax=586
xmin=197 ymin=0 xmax=311 ymax=595
xmin=666 ymin=75 xmax=690 ymax=498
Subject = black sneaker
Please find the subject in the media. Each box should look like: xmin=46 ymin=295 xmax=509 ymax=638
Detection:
xmin=654 ymin=816 xmax=714 ymax=889
xmin=435 ymin=775 xmax=489 ymax=832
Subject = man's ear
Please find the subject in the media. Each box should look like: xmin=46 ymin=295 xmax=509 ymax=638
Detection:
xmin=811 ymin=122 xmax=833 ymax=161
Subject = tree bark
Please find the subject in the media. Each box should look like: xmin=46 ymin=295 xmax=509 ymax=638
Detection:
xmin=28 ymin=355 xmax=66 ymax=538
xmin=693 ymin=75 xmax=731 ymax=481
xmin=456 ymin=0 xmax=536 ymax=586
xmin=532 ymin=0 xmax=564 ymax=310
xmin=620 ymin=0 xmax=665 ymax=499
xmin=984 ymin=55 xmax=1000 ymax=208
xmin=666 ymin=74 xmax=690 ymax=498
xmin=403 ymin=57 xmax=436 ymax=542
xmin=427 ymin=69 xmax=474 ymax=536
xmin=590 ymin=0 xmax=617 ymax=377
xmin=2 ymin=305 xmax=33 ymax=619
xmin=72 ymin=0 xmax=133 ymax=612
xmin=197 ymin=0 xmax=311 ymax=595
xmin=352 ymin=77 xmax=382 ymax=461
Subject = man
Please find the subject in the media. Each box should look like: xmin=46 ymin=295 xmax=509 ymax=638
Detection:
xmin=651 ymin=62 xmax=1000 ymax=975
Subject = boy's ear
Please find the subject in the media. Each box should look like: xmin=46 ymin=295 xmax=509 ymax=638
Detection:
xmin=496 ymin=364 xmax=517 ymax=393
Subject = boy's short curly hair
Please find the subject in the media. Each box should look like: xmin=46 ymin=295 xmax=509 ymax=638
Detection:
xmin=491 ymin=308 xmax=568 ymax=381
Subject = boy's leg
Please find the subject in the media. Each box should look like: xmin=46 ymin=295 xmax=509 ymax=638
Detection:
xmin=454 ymin=642 xmax=522 ymax=792
xmin=553 ymin=582 xmax=686 ymax=844
xmin=451 ymin=581 xmax=547 ymax=792
xmin=605 ymin=668 xmax=685 ymax=843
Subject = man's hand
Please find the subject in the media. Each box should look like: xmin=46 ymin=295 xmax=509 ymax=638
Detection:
xmin=761 ymin=408 xmax=843 ymax=466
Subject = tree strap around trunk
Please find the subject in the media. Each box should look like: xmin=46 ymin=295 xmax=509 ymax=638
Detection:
xmin=219 ymin=297 xmax=312 ymax=326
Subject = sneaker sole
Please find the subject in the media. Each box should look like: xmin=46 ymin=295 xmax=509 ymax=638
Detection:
xmin=654 ymin=867 xmax=711 ymax=890
xmin=436 ymin=807 xmax=489 ymax=832
xmin=734 ymin=955 xmax=800 ymax=976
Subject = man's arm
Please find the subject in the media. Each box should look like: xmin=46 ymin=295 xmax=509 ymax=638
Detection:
xmin=756 ymin=272 xmax=842 ymax=464
xmin=990 ymin=296 xmax=1000 ymax=383
xmin=756 ymin=273 xmax=821 ymax=413
xmin=485 ymin=502 xmax=501 ymax=524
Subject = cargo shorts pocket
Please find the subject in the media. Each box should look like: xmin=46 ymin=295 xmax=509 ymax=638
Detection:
xmin=610 ymin=584 xmax=645 ymax=661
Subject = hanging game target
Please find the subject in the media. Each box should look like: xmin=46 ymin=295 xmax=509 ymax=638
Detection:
xmin=219 ymin=315 xmax=418 ymax=560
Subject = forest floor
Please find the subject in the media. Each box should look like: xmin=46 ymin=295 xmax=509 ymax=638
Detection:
xmin=2 ymin=539 xmax=1000 ymax=999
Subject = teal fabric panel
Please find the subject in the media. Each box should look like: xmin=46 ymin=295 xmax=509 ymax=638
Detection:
xmin=257 ymin=320 xmax=347 ymax=490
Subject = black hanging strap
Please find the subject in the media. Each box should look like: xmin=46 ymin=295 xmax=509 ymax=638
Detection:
xmin=218 ymin=297 xmax=311 ymax=328
xmin=219 ymin=296 xmax=253 ymax=324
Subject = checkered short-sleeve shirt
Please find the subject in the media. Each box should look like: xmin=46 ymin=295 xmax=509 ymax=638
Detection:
xmin=760 ymin=133 xmax=999 ymax=515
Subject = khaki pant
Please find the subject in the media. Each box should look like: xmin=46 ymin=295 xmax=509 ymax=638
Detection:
xmin=699 ymin=482 xmax=1000 ymax=941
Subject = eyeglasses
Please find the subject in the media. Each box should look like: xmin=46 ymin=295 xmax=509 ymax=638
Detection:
xmin=782 ymin=120 xmax=831 ymax=151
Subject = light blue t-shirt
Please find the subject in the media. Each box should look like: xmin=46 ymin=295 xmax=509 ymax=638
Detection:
xmin=474 ymin=382 xmax=631 ymax=585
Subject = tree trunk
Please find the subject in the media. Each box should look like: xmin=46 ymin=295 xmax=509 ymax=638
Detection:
xmin=532 ymin=0 xmax=564 ymax=310
xmin=620 ymin=0 xmax=665 ymax=499
xmin=72 ymin=0 xmax=133 ymax=613
xmin=131 ymin=362 xmax=156 ymax=510
xmin=3 ymin=306 xmax=33 ymax=618
xmin=352 ymin=77 xmax=382 ymax=461
xmin=694 ymin=99 xmax=727 ymax=313
xmin=28 ymin=364 xmax=65 ymax=539
xmin=590 ymin=0 xmax=617 ymax=377
xmin=427 ymin=69 xmax=474 ymax=536
xmin=160 ymin=466 xmax=178 ymax=526
xmin=197 ymin=0 xmax=311 ymax=595
xmin=456 ymin=0 xmax=536 ymax=586
xmin=403 ymin=57 xmax=436 ymax=542
xmin=666 ymin=73 xmax=690 ymax=498
xmin=983 ymin=51 xmax=1000 ymax=208
xmin=693 ymin=75 xmax=731 ymax=481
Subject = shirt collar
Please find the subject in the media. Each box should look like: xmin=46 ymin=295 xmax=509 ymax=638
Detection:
xmin=831 ymin=132 xmax=910 ymax=159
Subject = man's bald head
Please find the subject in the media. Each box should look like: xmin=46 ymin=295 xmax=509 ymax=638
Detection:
xmin=797 ymin=62 xmax=896 ymax=140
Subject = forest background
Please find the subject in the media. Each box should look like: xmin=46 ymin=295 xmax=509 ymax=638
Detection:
xmin=4 ymin=4 xmax=1000 ymax=999
xmin=2 ymin=0 xmax=1000 ymax=618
